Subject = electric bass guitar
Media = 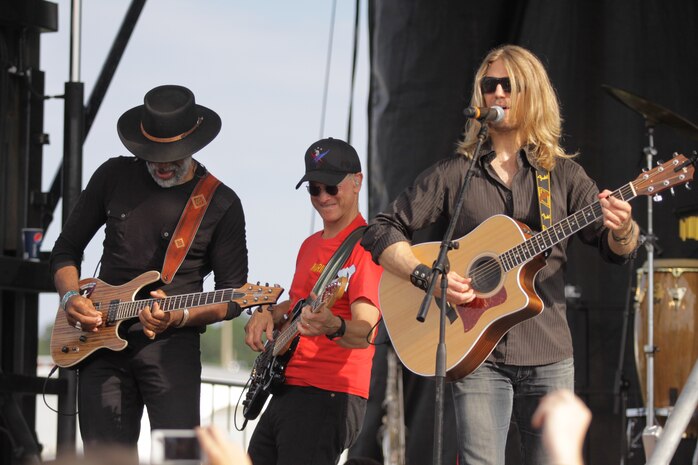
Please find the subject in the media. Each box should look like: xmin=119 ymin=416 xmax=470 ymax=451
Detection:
xmin=379 ymin=153 xmax=695 ymax=381
xmin=242 ymin=276 xmax=348 ymax=422
xmin=50 ymin=270 xmax=284 ymax=368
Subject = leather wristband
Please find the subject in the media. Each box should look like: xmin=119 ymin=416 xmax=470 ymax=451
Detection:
xmin=326 ymin=315 xmax=346 ymax=340
xmin=410 ymin=264 xmax=432 ymax=291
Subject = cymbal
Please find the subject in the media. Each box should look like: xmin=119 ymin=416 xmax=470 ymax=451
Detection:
xmin=602 ymin=84 xmax=698 ymax=141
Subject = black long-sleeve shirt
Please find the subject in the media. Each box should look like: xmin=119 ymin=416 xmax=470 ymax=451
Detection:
xmin=50 ymin=156 xmax=248 ymax=311
xmin=362 ymin=149 xmax=626 ymax=366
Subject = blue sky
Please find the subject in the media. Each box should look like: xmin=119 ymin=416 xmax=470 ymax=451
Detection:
xmin=38 ymin=0 xmax=370 ymax=330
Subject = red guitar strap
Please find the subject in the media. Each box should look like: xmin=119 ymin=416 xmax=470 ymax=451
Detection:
xmin=161 ymin=173 xmax=221 ymax=284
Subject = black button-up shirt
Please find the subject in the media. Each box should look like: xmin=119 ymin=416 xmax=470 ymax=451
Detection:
xmin=362 ymin=149 xmax=625 ymax=366
xmin=50 ymin=156 xmax=248 ymax=326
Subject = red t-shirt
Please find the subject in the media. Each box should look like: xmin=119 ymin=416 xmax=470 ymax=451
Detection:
xmin=284 ymin=214 xmax=382 ymax=398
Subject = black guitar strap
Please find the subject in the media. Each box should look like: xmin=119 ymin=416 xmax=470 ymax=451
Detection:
xmin=239 ymin=224 xmax=367 ymax=430
xmin=310 ymin=225 xmax=367 ymax=297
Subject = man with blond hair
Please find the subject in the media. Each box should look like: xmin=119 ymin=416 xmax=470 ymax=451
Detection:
xmin=361 ymin=45 xmax=638 ymax=464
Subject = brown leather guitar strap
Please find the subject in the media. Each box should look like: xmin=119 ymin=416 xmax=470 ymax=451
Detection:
xmin=161 ymin=173 xmax=221 ymax=284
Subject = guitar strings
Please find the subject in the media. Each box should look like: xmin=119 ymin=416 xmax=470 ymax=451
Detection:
xmin=273 ymin=282 xmax=339 ymax=350
xmin=465 ymin=203 xmax=599 ymax=284
xmin=465 ymin=184 xmax=632 ymax=286
xmin=109 ymin=286 xmax=275 ymax=320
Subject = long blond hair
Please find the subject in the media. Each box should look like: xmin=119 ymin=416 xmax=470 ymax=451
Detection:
xmin=457 ymin=45 xmax=573 ymax=170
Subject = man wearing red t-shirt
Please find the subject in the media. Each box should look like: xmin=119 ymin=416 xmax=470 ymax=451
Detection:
xmin=244 ymin=137 xmax=382 ymax=465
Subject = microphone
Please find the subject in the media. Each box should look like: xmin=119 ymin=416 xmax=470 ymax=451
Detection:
xmin=463 ymin=105 xmax=505 ymax=122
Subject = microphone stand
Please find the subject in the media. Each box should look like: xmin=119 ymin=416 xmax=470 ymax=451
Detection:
xmin=614 ymin=245 xmax=640 ymax=465
xmin=417 ymin=121 xmax=490 ymax=465
xmin=640 ymin=122 xmax=660 ymax=453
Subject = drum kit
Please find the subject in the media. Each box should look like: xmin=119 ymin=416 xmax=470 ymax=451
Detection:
xmin=602 ymin=84 xmax=698 ymax=461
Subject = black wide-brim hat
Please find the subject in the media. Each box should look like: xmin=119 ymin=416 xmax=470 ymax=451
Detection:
xmin=117 ymin=85 xmax=221 ymax=163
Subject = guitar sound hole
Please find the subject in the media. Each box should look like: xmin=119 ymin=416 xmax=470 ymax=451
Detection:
xmin=469 ymin=257 xmax=501 ymax=294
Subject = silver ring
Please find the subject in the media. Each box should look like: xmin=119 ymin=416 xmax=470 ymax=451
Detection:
xmin=74 ymin=321 xmax=82 ymax=330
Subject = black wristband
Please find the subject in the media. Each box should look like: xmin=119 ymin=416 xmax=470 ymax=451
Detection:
xmin=226 ymin=301 xmax=242 ymax=320
xmin=410 ymin=264 xmax=432 ymax=291
xmin=326 ymin=315 xmax=346 ymax=340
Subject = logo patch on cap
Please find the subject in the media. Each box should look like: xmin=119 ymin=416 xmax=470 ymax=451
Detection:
xmin=310 ymin=148 xmax=330 ymax=167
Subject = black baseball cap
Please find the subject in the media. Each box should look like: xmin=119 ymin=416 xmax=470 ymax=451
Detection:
xmin=295 ymin=137 xmax=361 ymax=189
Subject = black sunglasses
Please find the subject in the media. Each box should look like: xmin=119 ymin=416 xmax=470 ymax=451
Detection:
xmin=480 ymin=76 xmax=512 ymax=94
xmin=307 ymin=184 xmax=339 ymax=196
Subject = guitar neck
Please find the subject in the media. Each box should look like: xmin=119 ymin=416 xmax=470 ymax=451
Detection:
xmin=113 ymin=288 xmax=238 ymax=322
xmin=272 ymin=311 xmax=303 ymax=355
xmin=271 ymin=291 xmax=332 ymax=355
xmin=500 ymin=183 xmax=636 ymax=271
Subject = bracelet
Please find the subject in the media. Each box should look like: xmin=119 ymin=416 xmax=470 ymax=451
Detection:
xmin=410 ymin=264 xmax=432 ymax=291
xmin=612 ymin=221 xmax=635 ymax=244
xmin=60 ymin=290 xmax=80 ymax=311
xmin=176 ymin=308 xmax=190 ymax=328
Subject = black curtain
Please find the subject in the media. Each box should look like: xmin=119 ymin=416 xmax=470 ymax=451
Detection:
xmin=353 ymin=1 xmax=698 ymax=464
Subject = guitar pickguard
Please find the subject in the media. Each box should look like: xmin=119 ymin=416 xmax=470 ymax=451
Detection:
xmin=457 ymin=286 xmax=507 ymax=332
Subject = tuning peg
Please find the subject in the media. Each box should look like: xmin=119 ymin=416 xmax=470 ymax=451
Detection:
xmin=653 ymin=194 xmax=663 ymax=202
xmin=686 ymin=182 xmax=692 ymax=191
xmin=265 ymin=282 xmax=269 ymax=286
xmin=256 ymin=281 xmax=260 ymax=285
xmin=656 ymin=159 xmax=664 ymax=166
xmin=670 ymin=187 xmax=675 ymax=196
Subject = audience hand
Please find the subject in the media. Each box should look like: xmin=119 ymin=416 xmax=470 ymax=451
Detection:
xmin=196 ymin=425 xmax=251 ymax=465
xmin=531 ymin=389 xmax=591 ymax=465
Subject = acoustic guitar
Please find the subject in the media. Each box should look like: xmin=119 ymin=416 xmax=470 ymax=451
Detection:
xmin=379 ymin=154 xmax=695 ymax=381
xmin=50 ymin=270 xmax=284 ymax=368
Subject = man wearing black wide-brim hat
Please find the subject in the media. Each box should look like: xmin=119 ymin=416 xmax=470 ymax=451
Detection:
xmin=50 ymin=85 xmax=249 ymax=456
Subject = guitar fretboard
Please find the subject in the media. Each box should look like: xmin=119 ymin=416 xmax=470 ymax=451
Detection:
xmin=272 ymin=291 xmax=330 ymax=355
xmin=96 ymin=289 xmax=242 ymax=322
xmin=499 ymin=182 xmax=636 ymax=271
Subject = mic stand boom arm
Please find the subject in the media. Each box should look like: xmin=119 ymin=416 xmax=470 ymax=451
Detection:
xmin=417 ymin=122 xmax=489 ymax=465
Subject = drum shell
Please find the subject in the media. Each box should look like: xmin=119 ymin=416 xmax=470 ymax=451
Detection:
xmin=634 ymin=259 xmax=698 ymax=437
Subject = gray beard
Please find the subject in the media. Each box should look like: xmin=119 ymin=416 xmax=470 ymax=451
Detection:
xmin=146 ymin=157 xmax=193 ymax=188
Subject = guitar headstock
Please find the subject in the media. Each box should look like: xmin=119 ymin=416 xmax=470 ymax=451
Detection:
xmin=633 ymin=153 xmax=695 ymax=197
xmin=236 ymin=283 xmax=284 ymax=309
xmin=320 ymin=277 xmax=349 ymax=311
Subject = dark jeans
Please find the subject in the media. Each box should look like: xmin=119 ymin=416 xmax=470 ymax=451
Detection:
xmin=77 ymin=327 xmax=201 ymax=455
xmin=248 ymin=385 xmax=367 ymax=465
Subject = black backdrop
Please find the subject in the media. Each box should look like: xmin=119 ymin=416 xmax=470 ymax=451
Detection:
xmin=351 ymin=1 xmax=698 ymax=464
